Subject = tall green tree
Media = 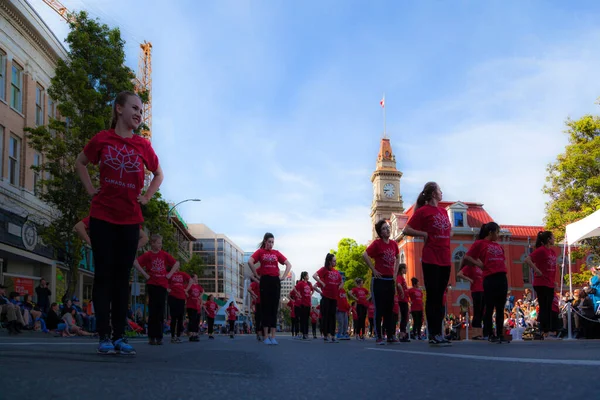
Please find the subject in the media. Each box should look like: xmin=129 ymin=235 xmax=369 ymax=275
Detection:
xmin=180 ymin=253 xmax=206 ymax=277
xmin=331 ymin=238 xmax=370 ymax=291
xmin=26 ymin=12 xmax=136 ymax=299
xmin=565 ymin=265 xmax=593 ymax=287
xmin=543 ymin=111 xmax=600 ymax=260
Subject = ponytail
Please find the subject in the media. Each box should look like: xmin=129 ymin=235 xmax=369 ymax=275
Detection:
xmin=535 ymin=231 xmax=553 ymax=248
xmin=415 ymin=182 xmax=438 ymax=211
xmin=478 ymin=222 xmax=500 ymax=240
xmin=324 ymin=253 xmax=335 ymax=269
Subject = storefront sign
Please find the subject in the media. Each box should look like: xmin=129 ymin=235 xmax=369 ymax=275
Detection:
xmin=14 ymin=277 xmax=34 ymax=295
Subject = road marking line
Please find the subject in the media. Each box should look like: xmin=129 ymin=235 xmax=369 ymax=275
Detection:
xmin=367 ymin=348 xmax=600 ymax=366
xmin=0 ymin=340 xmax=148 ymax=346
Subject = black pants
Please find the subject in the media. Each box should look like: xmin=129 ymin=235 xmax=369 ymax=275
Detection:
xmin=168 ymin=296 xmax=185 ymax=337
xmin=260 ymin=275 xmax=280 ymax=329
xmin=207 ymin=317 xmax=215 ymax=335
xmin=254 ymin=304 xmax=262 ymax=333
xmin=372 ymin=278 xmax=395 ymax=339
xmin=229 ymin=320 xmax=235 ymax=334
xmin=312 ymin=322 xmax=317 ymax=337
xmin=483 ymin=273 xmax=508 ymax=338
xmin=422 ymin=263 xmax=451 ymax=337
xmin=368 ymin=318 xmax=374 ymax=336
xmin=294 ymin=306 xmax=301 ymax=335
xmin=399 ymin=302 xmax=409 ymax=333
xmin=89 ymin=217 xmax=139 ymax=340
xmin=147 ymin=284 xmax=167 ymax=339
xmin=534 ymin=286 xmax=554 ymax=333
xmin=322 ymin=297 xmax=337 ymax=337
xmin=187 ymin=308 xmax=199 ymax=333
xmin=356 ymin=304 xmax=367 ymax=336
xmin=291 ymin=317 xmax=297 ymax=335
xmin=299 ymin=305 xmax=310 ymax=336
xmin=471 ymin=291 xmax=485 ymax=328
xmin=411 ymin=311 xmax=423 ymax=336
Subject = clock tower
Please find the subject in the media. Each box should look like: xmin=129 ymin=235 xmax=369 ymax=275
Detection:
xmin=370 ymin=138 xmax=404 ymax=238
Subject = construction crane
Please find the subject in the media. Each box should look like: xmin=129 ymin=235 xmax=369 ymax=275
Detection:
xmin=42 ymin=0 xmax=153 ymax=141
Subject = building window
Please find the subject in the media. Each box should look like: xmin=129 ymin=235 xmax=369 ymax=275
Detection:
xmin=0 ymin=50 xmax=6 ymax=101
xmin=33 ymin=153 xmax=42 ymax=195
xmin=453 ymin=212 xmax=464 ymax=227
xmin=522 ymin=264 xmax=530 ymax=284
xmin=0 ymin=125 xmax=4 ymax=178
xmin=11 ymin=62 xmax=23 ymax=113
xmin=400 ymin=252 xmax=405 ymax=264
xmin=35 ymin=85 xmax=45 ymax=126
xmin=9 ymin=135 xmax=20 ymax=186
xmin=454 ymin=250 xmax=466 ymax=282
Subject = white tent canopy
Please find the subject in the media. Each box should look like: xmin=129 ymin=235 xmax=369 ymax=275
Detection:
xmin=565 ymin=209 xmax=600 ymax=245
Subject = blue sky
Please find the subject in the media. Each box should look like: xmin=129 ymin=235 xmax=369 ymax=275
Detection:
xmin=31 ymin=0 xmax=600 ymax=278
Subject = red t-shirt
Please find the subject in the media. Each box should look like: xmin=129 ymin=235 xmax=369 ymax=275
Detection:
xmin=287 ymin=301 xmax=296 ymax=318
xmin=461 ymin=265 xmax=484 ymax=293
xmin=552 ymin=294 xmax=560 ymax=313
xmin=251 ymin=249 xmax=287 ymax=277
xmin=186 ymin=284 xmax=203 ymax=310
xmin=337 ymin=289 xmax=350 ymax=312
xmin=368 ymin=303 xmax=375 ymax=318
xmin=393 ymin=294 xmax=399 ymax=314
xmin=226 ymin=305 xmax=238 ymax=321
xmin=408 ymin=288 xmax=423 ymax=312
xmin=310 ymin=310 xmax=319 ymax=323
xmin=406 ymin=205 xmax=451 ymax=266
xmin=204 ymin=300 xmax=218 ymax=318
xmin=396 ymin=276 xmax=409 ymax=303
xmin=168 ymin=271 xmax=190 ymax=300
xmin=530 ymin=246 xmax=557 ymax=288
xmin=83 ymin=129 xmax=159 ymax=225
xmin=466 ymin=240 xmax=507 ymax=277
xmin=289 ymin=290 xmax=298 ymax=301
xmin=137 ymin=250 xmax=177 ymax=289
xmin=351 ymin=305 xmax=358 ymax=320
xmin=316 ymin=267 xmax=342 ymax=299
xmin=250 ymin=281 xmax=260 ymax=304
xmin=295 ymin=281 xmax=313 ymax=307
xmin=351 ymin=287 xmax=370 ymax=307
xmin=365 ymin=239 xmax=399 ymax=276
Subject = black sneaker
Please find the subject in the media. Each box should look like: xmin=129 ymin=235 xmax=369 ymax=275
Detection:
xmin=209 ymin=335 xmax=215 ymax=340
xmin=488 ymin=335 xmax=500 ymax=343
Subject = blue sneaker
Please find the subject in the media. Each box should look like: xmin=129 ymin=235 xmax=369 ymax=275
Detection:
xmin=97 ymin=337 xmax=116 ymax=355
xmin=114 ymin=337 xmax=136 ymax=355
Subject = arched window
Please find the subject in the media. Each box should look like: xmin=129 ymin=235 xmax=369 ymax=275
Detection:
xmin=453 ymin=246 xmax=468 ymax=287
xmin=520 ymin=252 xmax=531 ymax=284
xmin=400 ymin=252 xmax=405 ymax=264
xmin=459 ymin=298 xmax=470 ymax=314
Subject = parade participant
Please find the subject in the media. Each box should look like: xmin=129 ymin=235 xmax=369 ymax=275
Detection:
xmin=314 ymin=254 xmax=343 ymax=343
xmin=336 ymin=287 xmax=351 ymax=340
xmin=287 ymin=298 xmax=297 ymax=337
xmin=464 ymin=222 xmax=509 ymax=343
xmin=367 ymin=300 xmax=375 ymax=338
xmin=408 ymin=277 xmax=423 ymax=340
xmin=185 ymin=274 xmax=203 ymax=342
xmin=134 ymin=234 xmax=180 ymax=345
xmin=249 ymin=278 xmax=262 ymax=341
xmin=203 ymin=295 xmax=219 ymax=339
xmin=403 ymin=182 xmax=451 ymax=346
xmin=76 ymin=91 xmax=163 ymax=355
xmin=310 ymin=306 xmax=319 ymax=339
xmin=363 ymin=220 xmax=400 ymax=345
xmin=396 ymin=264 xmax=410 ymax=342
xmin=226 ymin=301 xmax=239 ymax=338
xmin=350 ymin=301 xmax=359 ymax=339
xmin=391 ymin=293 xmax=400 ymax=342
xmin=290 ymin=284 xmax=301 ymax=338
xmin=248 ymin=233 xmax=293 ymax=345
xmin=295 ymin=272 xmax=313 ymax=340
xmin=168 ymin=269 xmax=191 ymax=343
xmin=458 ymin=255 xmax=485 ymax=337
xmin=349 ymin=278 xmax=370 ymax=340
xmin=524 ymin=231 xmax=559 ymax=339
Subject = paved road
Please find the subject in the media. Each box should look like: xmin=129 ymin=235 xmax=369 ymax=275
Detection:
xmin=1 ymin=332 xmax=598 ymax=400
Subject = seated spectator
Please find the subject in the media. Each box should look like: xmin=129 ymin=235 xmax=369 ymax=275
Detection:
xmin=21 ymin=294 xmax=42 ymax=328
xmin=62 ymin=307 xmax=94 ymax=337
xmin=574 ymin=289 xmax=595 ymax=338
xmin=46 ymin=302 xmax=69 ymax=337
xmin=0 ymin=285 xmax=25 ymax=334
xmin=84 ymin=301 xmax=96 ymax=332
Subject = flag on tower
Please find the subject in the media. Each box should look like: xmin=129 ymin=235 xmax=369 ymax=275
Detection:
xmin=380 ymin=95 xmax=385 ymax=108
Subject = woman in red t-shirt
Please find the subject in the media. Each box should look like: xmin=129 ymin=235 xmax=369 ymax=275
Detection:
xmin=295 ymin=272 xmax=313 ymax=340
xmin=403 ymin=182 xmax=451 ymax=346
xmin=168 ymin=270 xmax=191 ymax=343
xmin=76 ymin=91 xmax=163 ymax=356
xmin=248 ymin=233 xmax=293 ymax=345
xmin=464 ymin=222 xmax=509 ymax=343
xmin=226 ymin=302 xmax=239 ymax=338
xmin=185 ymin=274 xmax=204 ymax=342
xmin=408 ymin=277 xmax=424 ymax=339
xmin=203 ymin=295 xmax=219 ymax=339
xmin=314 ymin=254 xmax=343 ymax=343
xmin=133 ymin=234 xmax=179 ymax=345
xmin=524 ymin=231 xmax=558 ymax=339
xmin=349 ymin=278 xmax=370 ymax=340
xmin=396 ymin=264 xmax=410 ymax=342
xmin=337 ymin=287 xmax=351 ymax=339
xmin=457 ymin=257 xmax=485 ymax=333
xmin=363 ymin=220 xmax=400 ymax=344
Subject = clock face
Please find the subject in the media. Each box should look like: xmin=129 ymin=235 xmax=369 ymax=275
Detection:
xmin=383 ymin=183 xmax=395 ymax=198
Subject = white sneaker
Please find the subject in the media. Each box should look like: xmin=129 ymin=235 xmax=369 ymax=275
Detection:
xmin=271 ymin=338 xmax=278 ymax=345
xmin=264 ymin=338 xmax=272 ymax=345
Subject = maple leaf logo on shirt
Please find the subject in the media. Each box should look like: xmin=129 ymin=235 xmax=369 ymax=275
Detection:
xmin=547 ymin=254 xmax=557 ymax=269
xmin=432 ymin=213 xmax=451 ymax=232
xmin=150 ymin=259 xmax=165 ymax=275
xmin=104 ymin=144 xmax=142 ymax=178
xmin=487 ymin=245 xmax=504 ymax=258
xmin=382 ymin=249 xmax=397 ymax=269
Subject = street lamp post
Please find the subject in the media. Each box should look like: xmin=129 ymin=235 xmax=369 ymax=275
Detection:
xmin=168 ymin=198 xmax=201 ymax=218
